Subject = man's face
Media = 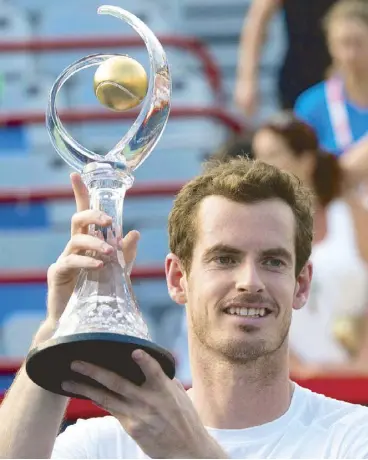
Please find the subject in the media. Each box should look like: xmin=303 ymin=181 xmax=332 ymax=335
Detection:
xmin=167 ymin=196 xmax=312 ymax=363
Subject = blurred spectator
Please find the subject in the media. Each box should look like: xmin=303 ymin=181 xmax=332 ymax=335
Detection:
xmin=295 ymin=0 xmax=368 ymax=156
xmin=206 ymin=132 xmax=254 ymax=162
xmin=234 ymin=0 xmax=335 ymax=117
xmin=253 ymin=112 xmax=368 ymax=378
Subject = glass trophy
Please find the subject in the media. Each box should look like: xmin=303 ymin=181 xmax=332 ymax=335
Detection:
xmin=26 ymin=5 xmax=175 ymax=398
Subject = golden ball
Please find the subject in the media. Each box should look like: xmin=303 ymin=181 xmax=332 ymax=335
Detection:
xmin=93 ymin=56 xmax=148 ymax=111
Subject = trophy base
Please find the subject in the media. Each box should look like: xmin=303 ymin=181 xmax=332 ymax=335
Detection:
xmin=26 ymin=332 xmax=176 ymax=398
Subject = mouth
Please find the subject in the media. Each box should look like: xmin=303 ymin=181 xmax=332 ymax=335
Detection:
xmin=223 ymin=306 xmax=273 ymax=318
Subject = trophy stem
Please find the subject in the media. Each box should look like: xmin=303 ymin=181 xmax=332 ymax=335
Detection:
xmin=84 ymin=162 xmax=130 ymax=258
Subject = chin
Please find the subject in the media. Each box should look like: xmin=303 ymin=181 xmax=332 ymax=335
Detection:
xmin=210 ymin=336 xmax=272 ymax=362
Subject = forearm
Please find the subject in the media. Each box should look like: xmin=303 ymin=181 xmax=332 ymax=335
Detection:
xmin=174 ymin=432 xmax=229 ymax=459
xmin=340 ymin=135 xmax=368 ymax=185
xmin=200 ymin=435 xmax=229 ymax=459
xmin=0 ymin=321 xmax=69 ymax=459
xmin=236 ymin=0 xmax=280 ymax=82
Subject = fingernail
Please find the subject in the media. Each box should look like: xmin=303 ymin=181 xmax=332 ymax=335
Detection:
xmin=133 ymin=349 xmax=144 ymax=361
xmin=102 ymin=214 xmax=112 ymax=222
xmin=102 ymin=243 xmax=113 ymax=253
xmin=99 ymin=213 xmax=110 ymax=223
xmin=71 ymin=361 xmax=86 ymax=373
xmin=62 ymin=381 xmax=74 ymax=392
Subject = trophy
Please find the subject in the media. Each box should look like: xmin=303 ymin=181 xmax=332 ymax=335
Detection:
xmin=26 ymin=5 xmax=175 ymax=398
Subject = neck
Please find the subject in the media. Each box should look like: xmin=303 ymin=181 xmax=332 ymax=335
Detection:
xmin=187 ymin=338 xmax=293 ymax=429
xmin=344 ymin=73 xmax=368 ymax=107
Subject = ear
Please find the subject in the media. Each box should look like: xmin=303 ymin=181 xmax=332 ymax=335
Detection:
xmin=165 ymin=253 xmax=188 ymax=305
xmin=293 ymin=260 xmax=313 ymax=311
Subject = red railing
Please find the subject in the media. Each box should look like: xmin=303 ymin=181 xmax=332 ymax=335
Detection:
xmin=0 ymin=182 xmax=183 ymax=205
xmin=0 ymin=107 xmax=244 ymax=205
xmin=1 ymin=360 xmax=368 ymax=420
xmin=0 ymin=106 xmax=243 ymax=130
xmin=0 ymin=37 xmax=223 ymax=100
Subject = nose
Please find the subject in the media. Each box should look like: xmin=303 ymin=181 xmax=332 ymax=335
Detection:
xmin=235 ymin=260 xmax=265 ymax=293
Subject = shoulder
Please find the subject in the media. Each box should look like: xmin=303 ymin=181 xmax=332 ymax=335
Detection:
xmin=52 ymin=416 xmax=132 ymax=459
xmin=328 ymin=405 xmax=368 ymax=458
xmin=296 ymin=385 xmax=368 ymax=457
xmin=294 ymin=81 xmax=327 ymax=116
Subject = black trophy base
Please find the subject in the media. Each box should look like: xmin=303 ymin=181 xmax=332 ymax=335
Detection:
xmin=26 ymin=333 xmax=176 ymax=398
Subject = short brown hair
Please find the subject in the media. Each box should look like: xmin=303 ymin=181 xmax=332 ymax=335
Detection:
xmin=168 ymin=158 xmax=314 ymax=276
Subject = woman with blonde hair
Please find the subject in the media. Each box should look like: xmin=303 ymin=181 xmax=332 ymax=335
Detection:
xmin=295 ymin=0 xmax=368 ymax=157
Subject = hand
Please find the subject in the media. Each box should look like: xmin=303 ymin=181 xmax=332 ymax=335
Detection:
xmin=62 ymin=350 xmax=227 ymax=459
xmin=234 ymin=78 xmax=258 ymax=117
xmin=45 ymin=172 xmax=140 ymax=327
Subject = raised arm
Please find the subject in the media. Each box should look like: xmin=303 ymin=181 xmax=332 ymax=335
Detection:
xmin=0 ymin=173 xmax=139 ymax=458
xmin=234 ymin=0 xmax=281 ymax=116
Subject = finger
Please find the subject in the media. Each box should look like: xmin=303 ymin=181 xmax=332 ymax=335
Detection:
xmin=122 ymin=230 xmax=140 ymax=272
xmin=132 ymin=349 xmax=166 ymax=389
xmin=61 ymin=381 xmax=129 ymax=416
xmin=62 ymin=234 xmax=114 ymax=257
xmin=71 ymin=209 xmax=112 ymax=236
xmin=70 ymin=362 xmax=140 ymax=401
xmin=70 ymin=173 xmax=90 ymax=213
xmin=56 ymin=254 xmax=103 ymax=273
xmin=173 ymin=378 xmax=186 ymax=391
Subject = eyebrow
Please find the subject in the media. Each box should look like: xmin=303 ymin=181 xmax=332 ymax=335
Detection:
xmin=202 ymin=244 xmax=293 ymax=264
xmin=261 ymin=247 xmax=293 ymax=264
xmin=202 ymin=244 xmax=242 ymax=261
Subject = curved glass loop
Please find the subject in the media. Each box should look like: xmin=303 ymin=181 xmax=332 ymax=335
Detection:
xmin=46 ymin=5 xmax=171 ymax=173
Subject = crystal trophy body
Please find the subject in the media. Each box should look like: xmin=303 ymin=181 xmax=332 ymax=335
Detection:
xmin=26 ymin=5 xmax=175 ymax=398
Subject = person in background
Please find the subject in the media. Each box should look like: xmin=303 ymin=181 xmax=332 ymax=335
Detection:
xmin=234 ymin=0 xmax=335 ymax=116
xmin=208 ymin=132 xmax=254 ymax=162
xmin=252 ymin=112 xmax=368 ymax=378
xmin=295 ymin=0 xmax=368 ymax=157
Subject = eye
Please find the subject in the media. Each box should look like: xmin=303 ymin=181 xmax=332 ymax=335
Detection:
xmin=213 ymin=256 xmax=237 ymax=266
xmin=263 ymin=258 xmax=285 ymax=268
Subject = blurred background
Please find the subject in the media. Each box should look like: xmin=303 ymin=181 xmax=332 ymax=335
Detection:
xmin=0 ymin=0 xmax=368 ymax=420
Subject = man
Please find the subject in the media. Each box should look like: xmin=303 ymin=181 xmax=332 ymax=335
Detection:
xmin=1 ymin=158 xmax=368 ymax=459
xmin=235 ymin=0 xmax=335 ymax=115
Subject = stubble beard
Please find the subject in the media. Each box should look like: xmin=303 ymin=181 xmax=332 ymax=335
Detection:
xmin=190 ymin=311 xmax=291 ymax=365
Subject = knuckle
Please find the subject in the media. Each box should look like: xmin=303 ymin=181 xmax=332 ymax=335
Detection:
xmin=47 ymin=263 xmax=57 ymax=281
xmin=71 ymin=212 xmax=80 ymax=227
xmin=65 ymin=236 xmax=77 ymax=252
xmin=69 ymin=234 xmax=84 ymax=250
xmin=59 ymin=254 xmax=73 ymax=268
xmin=100 ymin=392 xmax=114 ymax=411
xmin=149 ymin=364 xmax=162 ymax=381
xmin=127 ymin=419 xmax=145 ymax=439
xmin=98 ymin=211 xmax=106 ymax=221
xmin=110 ymin=374 xmax=125 ymax=395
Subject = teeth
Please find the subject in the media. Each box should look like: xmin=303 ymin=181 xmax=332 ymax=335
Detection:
xmin=226 ymin=307 xmax=267 ymax=317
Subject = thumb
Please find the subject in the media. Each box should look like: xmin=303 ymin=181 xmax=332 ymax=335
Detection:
xmin=122 ymin=230 xmax=140 ymax=274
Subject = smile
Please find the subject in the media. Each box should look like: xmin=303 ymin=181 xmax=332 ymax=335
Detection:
xmin=224 ymin=307 xmax=272 ymax=318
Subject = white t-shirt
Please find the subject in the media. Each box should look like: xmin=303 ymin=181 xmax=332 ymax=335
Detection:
xmin=52 ymin=383 xmax=368 ymax=459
